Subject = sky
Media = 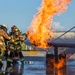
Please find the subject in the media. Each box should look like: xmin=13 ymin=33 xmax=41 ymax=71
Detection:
xmin=0 ymin=0 xmax=75 ymax=33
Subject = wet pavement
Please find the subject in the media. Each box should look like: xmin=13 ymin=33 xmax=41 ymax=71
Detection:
xmin=1 ymin=57 xmax=75 ymax=75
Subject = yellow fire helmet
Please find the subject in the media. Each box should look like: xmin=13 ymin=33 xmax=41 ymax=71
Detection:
xmin=2 ymin=24 xmax=8 ymax=29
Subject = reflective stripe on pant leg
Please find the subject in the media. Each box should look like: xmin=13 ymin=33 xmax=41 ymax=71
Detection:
xmin=7 ymin=58 xmax=13 ymax=62
xmin=7 ymin=67 xmax=12 ymax=71
xmin=19 ymin=51 xmax=24 ymax=61
xmin=0 ymin=70 xmax=2 ymax=73
xmin=0 ymin=59 xmax=3 ymax=69
xmin=0 ymin=59 xmax=2 ymax=62
xmin=7 ymin=51 xmax=13 ymax=62
xmin=20 ymin=57 xmax=24 ymax=62
xmin=0 ymin=51 xmax=4 ymax=56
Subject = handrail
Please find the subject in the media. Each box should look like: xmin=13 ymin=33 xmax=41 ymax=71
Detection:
xmin=52 ymin=26 xmax=75 ymax=42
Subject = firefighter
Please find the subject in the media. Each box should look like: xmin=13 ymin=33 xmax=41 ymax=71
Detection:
xmin=6 ymin=25 xmax=18 ymax=71
xmin=0 ymin=24 xmax=10 ymax=70
xmin=8 ymin=25 xmax=27 ymax=66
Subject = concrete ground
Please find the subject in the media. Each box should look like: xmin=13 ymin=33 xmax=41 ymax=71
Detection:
xmin=1 ymin=57 xmax=75 ymax=75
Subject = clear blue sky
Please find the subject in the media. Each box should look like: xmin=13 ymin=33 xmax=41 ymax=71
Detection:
xmin=0 ymin=0 xmax=75 ymax=32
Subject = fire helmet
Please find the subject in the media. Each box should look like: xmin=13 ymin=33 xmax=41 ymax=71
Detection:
xmin=2 ymin=24 xmax=8 ymax=30
xmin=11 ymin=25 xmax=20 ymax=32
xmin=0 ymin=24 xmax=8 ymax=32
xmin=11 ymin=25 xmax=17 ymax=31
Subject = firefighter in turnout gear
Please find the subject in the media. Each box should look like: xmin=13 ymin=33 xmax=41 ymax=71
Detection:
xmin=8 ymin=25 xmax=26 ymax=66
xmin=0 ymin=24 xmax=10 ymax=70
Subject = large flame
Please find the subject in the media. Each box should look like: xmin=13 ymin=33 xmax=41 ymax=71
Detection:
xmin=27 ymin=0 xmax=71 ymax=48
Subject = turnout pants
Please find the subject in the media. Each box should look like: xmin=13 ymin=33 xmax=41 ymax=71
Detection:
xmin=0 ymin=50 xmax=4 ymax=69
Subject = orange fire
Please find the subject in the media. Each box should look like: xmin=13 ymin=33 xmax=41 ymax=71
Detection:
xmin=47 ymin=58 xmax=66 ymax=69
xmin=27 ymin=0 xmax=71 ymax=48
xmin=54 ymin=59 xmax=66 ymax=69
